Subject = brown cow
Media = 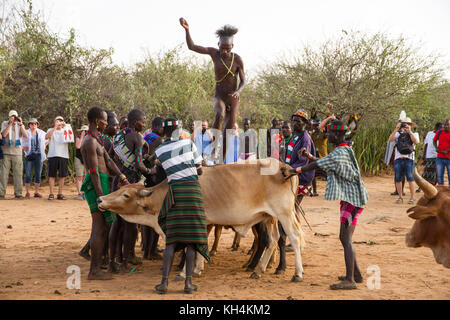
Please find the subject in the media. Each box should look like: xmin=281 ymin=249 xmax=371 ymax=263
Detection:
xmin=405 ymin=169 xmax=450 ymax=268
xmin=98 ymin=158 xmax=306 ymax=281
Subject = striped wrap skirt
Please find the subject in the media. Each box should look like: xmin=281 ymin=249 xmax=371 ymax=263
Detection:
xmin=158 ymin=179 xmax=210 ymax=262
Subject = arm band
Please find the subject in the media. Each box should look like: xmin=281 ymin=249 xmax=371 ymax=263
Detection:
xmin=88 ymin=168 xmax=98 ymax=174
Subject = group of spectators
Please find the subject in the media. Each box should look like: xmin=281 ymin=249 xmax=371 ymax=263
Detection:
xmin=0 ymin=110 xmax=75 ymax=200
xmin=0 ymin=108 xmax=350 ymax=201
xmin=385 ymin=116 xmax=450 ymax=204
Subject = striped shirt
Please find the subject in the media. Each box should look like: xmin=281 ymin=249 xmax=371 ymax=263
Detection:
xmin=316 ymin=146 xmax=369 ymax=208
xmin=155 ymin=138 xmax=203 ymax=184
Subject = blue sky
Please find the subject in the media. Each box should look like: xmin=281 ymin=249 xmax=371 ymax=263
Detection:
xmin=29 ymin=0 xmax=450 ymax=78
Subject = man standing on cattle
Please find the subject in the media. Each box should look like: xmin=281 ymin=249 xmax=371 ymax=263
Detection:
xmin=112 ymin=109 xmax=154 ymax=272
xmin=154 ymin=118 xmax=209 ymax=294
xmin=291 ymin=120 xmax=369 ymax=290
xmin=179 ymin=17 xmax=245 ymax=159
xmin=80 ymin=107 xmax=129 ymax=280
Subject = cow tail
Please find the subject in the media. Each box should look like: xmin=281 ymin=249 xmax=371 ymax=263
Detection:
xmin=289 ymin=175 xmax=306 ymax=251
xmin=293 ymin=204 xmax=306 ymax=251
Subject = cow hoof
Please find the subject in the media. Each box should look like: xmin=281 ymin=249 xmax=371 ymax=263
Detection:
xmin=210 ymin=250 xmax=217 ymax=257
xmin=246 ymin=266 xmax=255 ymax=272
xmin=193 ymin=272 xmax=201 ymax=278
xmin=250 ymin=272 xmax=261 ymax=279
xmin=174 ymin=275 xmax=185 ymax=282
xmin=274 ymin=269 xmax=285 ymax=275
xmin=291 ymin=275 xmax=303 ymax=282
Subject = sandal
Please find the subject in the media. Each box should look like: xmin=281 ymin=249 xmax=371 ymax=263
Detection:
xmin=48 ymin=194 xmax=55 ymax=200
xmin=25 ymin=192 xmax=31 ymax=198
xmin=330 ymin=281 xmax=357 ymax=290
xmin=34 ymin=193 xmax=42 ymax=198
xmin=395 ymin=198 xmax=403 ymax=204
xmin=57 ymin=194 xmax=66 ymax=200
xmin=408 ymin=199 xmax=415 ymax=204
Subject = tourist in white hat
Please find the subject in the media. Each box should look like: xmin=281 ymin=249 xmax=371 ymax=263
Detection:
xmin=0 ymin=110 xmax=28 ymax=199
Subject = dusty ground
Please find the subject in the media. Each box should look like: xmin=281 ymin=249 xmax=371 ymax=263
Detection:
xmin=0 ymin=175 xmax=449 ymax=300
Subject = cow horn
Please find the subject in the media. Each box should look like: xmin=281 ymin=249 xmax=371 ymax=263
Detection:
xmin=139 ymin=189 xmax=153 ymax=197
xmin=413 ymin=168 xmax=438 ymax=200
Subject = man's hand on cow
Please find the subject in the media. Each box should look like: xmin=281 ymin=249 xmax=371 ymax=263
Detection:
xmin=299 ymin=148 xmax=310 ymax=158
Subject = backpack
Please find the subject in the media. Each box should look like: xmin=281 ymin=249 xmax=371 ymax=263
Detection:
xmin=396 ymin=132 xmax=414 ymax=155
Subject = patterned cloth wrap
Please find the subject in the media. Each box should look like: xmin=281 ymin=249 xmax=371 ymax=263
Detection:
xmin=422 ymin=158 xmax=437 ymax=185
xmin=340 ymin=201 xmax=363 ymax=227
xmin=158 ymin=180 xmax=210 ymax=262
xmin=81 ymin=172 xmax=117 ymax=225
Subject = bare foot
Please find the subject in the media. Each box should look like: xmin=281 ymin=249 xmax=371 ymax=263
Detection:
xmin=338 ymin=275 xmax=363 ymax=283
xmin=330 ymin=280 xmax=356 ymax=290
xmin=88 ymin=271 xmax=113 ymax=280
xmin=128 ymin=255 xmax=142 ymax=265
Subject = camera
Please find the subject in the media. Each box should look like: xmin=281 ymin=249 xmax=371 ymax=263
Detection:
xmin=400 ymin=123 xmax=407 ymax=129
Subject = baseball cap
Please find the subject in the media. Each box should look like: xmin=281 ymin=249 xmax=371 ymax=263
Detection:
xmin=55 ymin=116 xmax=64 ymax=122
xmin=9 ymin=110 xmax=18 ymax=117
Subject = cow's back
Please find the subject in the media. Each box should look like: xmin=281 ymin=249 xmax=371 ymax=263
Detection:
xmin=199 ymin=159 xmax=298 ymax=225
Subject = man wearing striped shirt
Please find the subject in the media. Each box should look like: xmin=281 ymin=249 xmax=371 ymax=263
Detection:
xmin=291 ymin=120 xmax=369 ymax=290
xmin=154 ymin=118 xmax=209 ymax=294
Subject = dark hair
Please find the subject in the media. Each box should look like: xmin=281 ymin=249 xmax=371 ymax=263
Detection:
xmin=435 ymin=122 xmax=443 ymax=130
xmin=105 ymin=110 xmax=117 ymax=125
xmin=163 ymin=118 xmax=178 ymax=137
xmin=87 ymin=107 xmax=105 ymax=123
xmin=216 ymin=24 xmax=238 ymax=38
xmin=281 ymin=121 xmax=291 ymax=128
xmin=127 ymin=109 xmax=145 ymax=126
xmin=152 ymin=117 xmax=164 ymax=130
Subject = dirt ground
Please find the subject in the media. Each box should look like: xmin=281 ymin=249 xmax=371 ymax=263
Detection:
xmin=0 ymin=175 xmax=449 ymax=300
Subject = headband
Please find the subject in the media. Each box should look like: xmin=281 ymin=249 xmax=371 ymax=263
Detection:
xmin=163 ymin=120 xmax=179 ymax=127
xmin=328 ymin=123 xmax=348 ymax=131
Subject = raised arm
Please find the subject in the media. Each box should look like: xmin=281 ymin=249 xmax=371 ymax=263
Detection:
xmin=179 ymin=17 xmax=215 ymax=55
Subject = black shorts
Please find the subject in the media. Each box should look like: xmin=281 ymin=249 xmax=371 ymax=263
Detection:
xmin=48 ymin=157 xmax=69 ymax=178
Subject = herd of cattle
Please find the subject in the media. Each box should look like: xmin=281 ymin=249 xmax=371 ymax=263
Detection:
xmin=98 ymin=159 xmax=450 ymax=284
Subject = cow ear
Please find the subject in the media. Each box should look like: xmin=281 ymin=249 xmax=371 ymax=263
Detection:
xmin=139 ymin=189 xmax=153 ymax=197
xmin=407 ymin=205 xmax=438 ymax=220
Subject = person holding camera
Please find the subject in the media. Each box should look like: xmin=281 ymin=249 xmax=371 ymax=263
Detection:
xmin=0 ymin=110 xmax=28 ymax=199
xmin=45 ymin=116 xmax=71 ymax=200
xmin=22 ymin=118 xmax=48 ymax=198
xmin=193 ymin=120 xmax=214 ymax=166
xmin=388 ymin=117 xmax=420 ymax=204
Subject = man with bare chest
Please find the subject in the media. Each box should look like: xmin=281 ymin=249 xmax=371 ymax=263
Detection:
xmin=80 ymin=107 xmax=128 ymax=280
xmin=180 ymin=17 xmax=246 ymax=158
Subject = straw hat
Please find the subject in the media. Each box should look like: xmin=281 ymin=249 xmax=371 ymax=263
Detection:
xmin=401 ymin=117 xmax=416 ymax=128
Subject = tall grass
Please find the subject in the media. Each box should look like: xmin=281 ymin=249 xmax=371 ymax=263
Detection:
xmin=352 ymin=122 xmax=395 ymax=175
